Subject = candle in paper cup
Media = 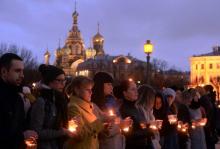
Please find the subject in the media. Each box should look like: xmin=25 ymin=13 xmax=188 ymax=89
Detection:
xmin=148 ymin=121 xmax=157 ymax=130
xmin=108 ymin=109 xmax=115 ymax=117
xmin=149 ymin=124 xmax=157 ymax=130
xmin=68 ymin=119 xmax=78 ymax=132
xmin=199 ymin=118 xmax=207 ymax=126
xmin=181 ymin=127 xmax=187 ymax=132
xmin=177 ymin=121 xmax=182 ymax=130
xmin=168 ymin=115 xmax=177 ymax=124
xmin=182 ymin=124 xmax=189 ymax=133
xmin=155 ymin=120 xmax=163 ymax=129
xmin=192 ymin=122 xmax=196 ymax=129
xmin=123 ymin=127 xmax=129 ymax=132
xmin=25 ymin=137 xmax=37 ymax=148
xmin=140 ymin=122 xmax=147 ymax=129
xmin=181 ymin=124 xmax=188 ymax=132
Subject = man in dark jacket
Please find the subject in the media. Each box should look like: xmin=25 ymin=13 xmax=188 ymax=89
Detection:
xmin=0 ymin=53 xmax=37 ymax=149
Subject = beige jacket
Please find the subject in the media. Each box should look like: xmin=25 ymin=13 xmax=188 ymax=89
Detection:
xmin=65 ymin=96 xmax=104 ymax=149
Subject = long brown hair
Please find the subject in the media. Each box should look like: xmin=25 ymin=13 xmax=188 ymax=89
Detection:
xmin=136 ymin=84 xmax=156 ymax=110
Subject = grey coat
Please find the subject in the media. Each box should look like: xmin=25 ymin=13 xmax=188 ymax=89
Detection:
xmin=30 ymin=97 xmax=66 ymax=149
xmin=188 ymin=108 xmax=207 ymax=149
xmin=93 ymin=104 xmax=125 ymax=149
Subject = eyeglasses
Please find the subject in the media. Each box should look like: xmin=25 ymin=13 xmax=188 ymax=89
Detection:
xmin=55 ymin=79 xmax=66 ymax=84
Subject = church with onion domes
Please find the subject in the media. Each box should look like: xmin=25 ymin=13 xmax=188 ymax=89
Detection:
xmin=43 ymin=5 xmax=147 ymax=83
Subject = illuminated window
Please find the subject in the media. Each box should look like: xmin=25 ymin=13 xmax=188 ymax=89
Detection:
xmin=195 ymin=64 xmax=198 ymax=70
xmin=209 ymin=64 xmax=213 ymax=69
xmin=201 ymin=64 xmax=204 ymax=69
xmin=217 ymin=63 xmax=220 ymax=69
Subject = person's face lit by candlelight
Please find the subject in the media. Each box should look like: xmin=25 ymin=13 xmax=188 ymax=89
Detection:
xmin=123 ymin=81 xmax=138 ymax=102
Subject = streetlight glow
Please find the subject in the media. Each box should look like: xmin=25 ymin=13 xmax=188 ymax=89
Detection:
xmin=144 ymin=40 xmax=154 ymax=84
xmin=144 ymin=40 xmax=153 ymax=54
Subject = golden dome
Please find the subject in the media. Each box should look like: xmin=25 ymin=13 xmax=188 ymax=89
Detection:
xmin=93 ymin=33 xmax=104 ymax=42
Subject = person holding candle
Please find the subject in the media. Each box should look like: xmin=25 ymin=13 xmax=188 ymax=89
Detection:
xmin=0 ymin=53 xmax=38 ymax=149
xmin=119 ymin=80 xmax=153 ymax=149
xmin=153 ymin=91 xmax=168 ymax=145
xmin=91 ymin=72 xmax=126 ymax=149
xmin=64 ymin=76 xmax=108 ymax=149
xmin=186 ymin=89 xmax=207 ymax=149
xmin=196 ymin=86 xmax=218 ymax=149
xmin=160 ymin=88 xmax=179 ymax=149
xmin=30 ymin=64 xmax=73 ymax=149
xmin=136 ymin=84 xmax=160 ymax=149
xmin=176 ymin=89 xmax=191 ymax=149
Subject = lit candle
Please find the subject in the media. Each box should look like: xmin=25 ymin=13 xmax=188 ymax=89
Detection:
xmin=148 ymin=121 xmax=158 ymax=130
xmin=177 ymin=121 xmax=182 ymax=130
xmin=140 ymin=122 xmax=146 ymax=129
xmin=149 ymin=124 xmax=158 ymax=130
xmin=68 ymin=119 xmax=78 ymax=132
xmin=192 ymin=122 xmax=196 ymax=129
xmin=181 ymin=127 xmax=187 ymax=132
xmin=181 ymin=124 xmax=188 ymax=133
xmin=168 ymin=115 xmax=177 ymax=124
xmin=123 ymin=127 xmax=129 ymax=132
xmin=25 ymin=137 xmax=37 ymax=148
xmin=155 ymin=120 xmax=163 ymax=129
xmin=109 ymin=110 xmax=115 ymax=116
xmin=199 ymin=118 xmax=207 ymax=126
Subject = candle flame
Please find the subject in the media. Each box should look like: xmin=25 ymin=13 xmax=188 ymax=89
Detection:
xmin=149 ymin=124 xmax=157 ymax=130
xmin=68 ymin=119 xmax=78 ymax=132
xmin=109 ymin=110 xmax=114 ymax=116
xmin=25 ymin=138 xmax=37 ymax=147
xmin=123 ymin=127 xmax=129 ymax=132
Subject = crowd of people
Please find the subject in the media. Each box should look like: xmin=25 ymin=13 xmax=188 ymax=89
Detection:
xmin=0 ymin=53 xmax=220 ymax=149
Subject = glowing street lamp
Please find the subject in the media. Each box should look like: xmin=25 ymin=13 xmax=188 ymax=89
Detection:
xmin=144 ymin=40 xmax=153 ymax=84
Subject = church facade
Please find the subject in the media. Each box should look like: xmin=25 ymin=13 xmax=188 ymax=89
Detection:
xmin=43 ymin=7 xmax=141 ymax=81
xmin=49 ymin=8 xmax=105 ymax=76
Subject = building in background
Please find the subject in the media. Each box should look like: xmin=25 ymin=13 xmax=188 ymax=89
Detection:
xmin=190 ymin=46 xmax=220 ymax=99
xmin=54 ymin=8 xmax=85 ymax=76
xmin=43 ymin=5 xmax=189 ymax=88
xmin=43 ymin=6 xmax=144 ymax=81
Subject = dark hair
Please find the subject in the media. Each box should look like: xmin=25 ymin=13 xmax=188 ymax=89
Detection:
xmin=118 ymin=80 xmax=133 ymax=99
xmin=204 ymin=85 xmax=214 ymax=92
xmin=153 ymin=91 xmax=168 ymax=119
xmin=91 ymin=72 xmax=113 ymax=109
xmin=93 ymin=72 xmax=113 ymax=84
xmin=113 ymin=85 xmax=123 ymax=99
xmin=0 ymin=53 xmax=22 ymax=71
xmin=38 ymin=64 xmax=65 ymax=85
xmin=65 ymin=76 xmax=93 ymax=96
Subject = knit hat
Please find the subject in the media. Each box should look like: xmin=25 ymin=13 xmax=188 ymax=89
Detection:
xmin=22 ymin=86 xmax=31 ymax=94
xmin=163 ymin=88 xmax=176 ymax=99
xmin=38 ymin=64 xmax=65 ymax=84
xmin=93 ymin=72 xmax=113 ymax=84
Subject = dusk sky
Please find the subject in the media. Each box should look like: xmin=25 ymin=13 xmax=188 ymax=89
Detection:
xmin=1 ymin=0 xmax=220 ymax=71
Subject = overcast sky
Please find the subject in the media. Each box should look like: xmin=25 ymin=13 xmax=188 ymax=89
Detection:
xmin=1 ymin=0 xmax=220 ymax=71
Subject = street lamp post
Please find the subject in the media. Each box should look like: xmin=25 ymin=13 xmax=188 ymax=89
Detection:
xmin=144 ymin=40 xmax=153 ymax=84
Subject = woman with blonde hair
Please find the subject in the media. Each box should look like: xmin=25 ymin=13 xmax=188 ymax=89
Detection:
xmin=65 ymin=76 xmax=111 ymax=149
